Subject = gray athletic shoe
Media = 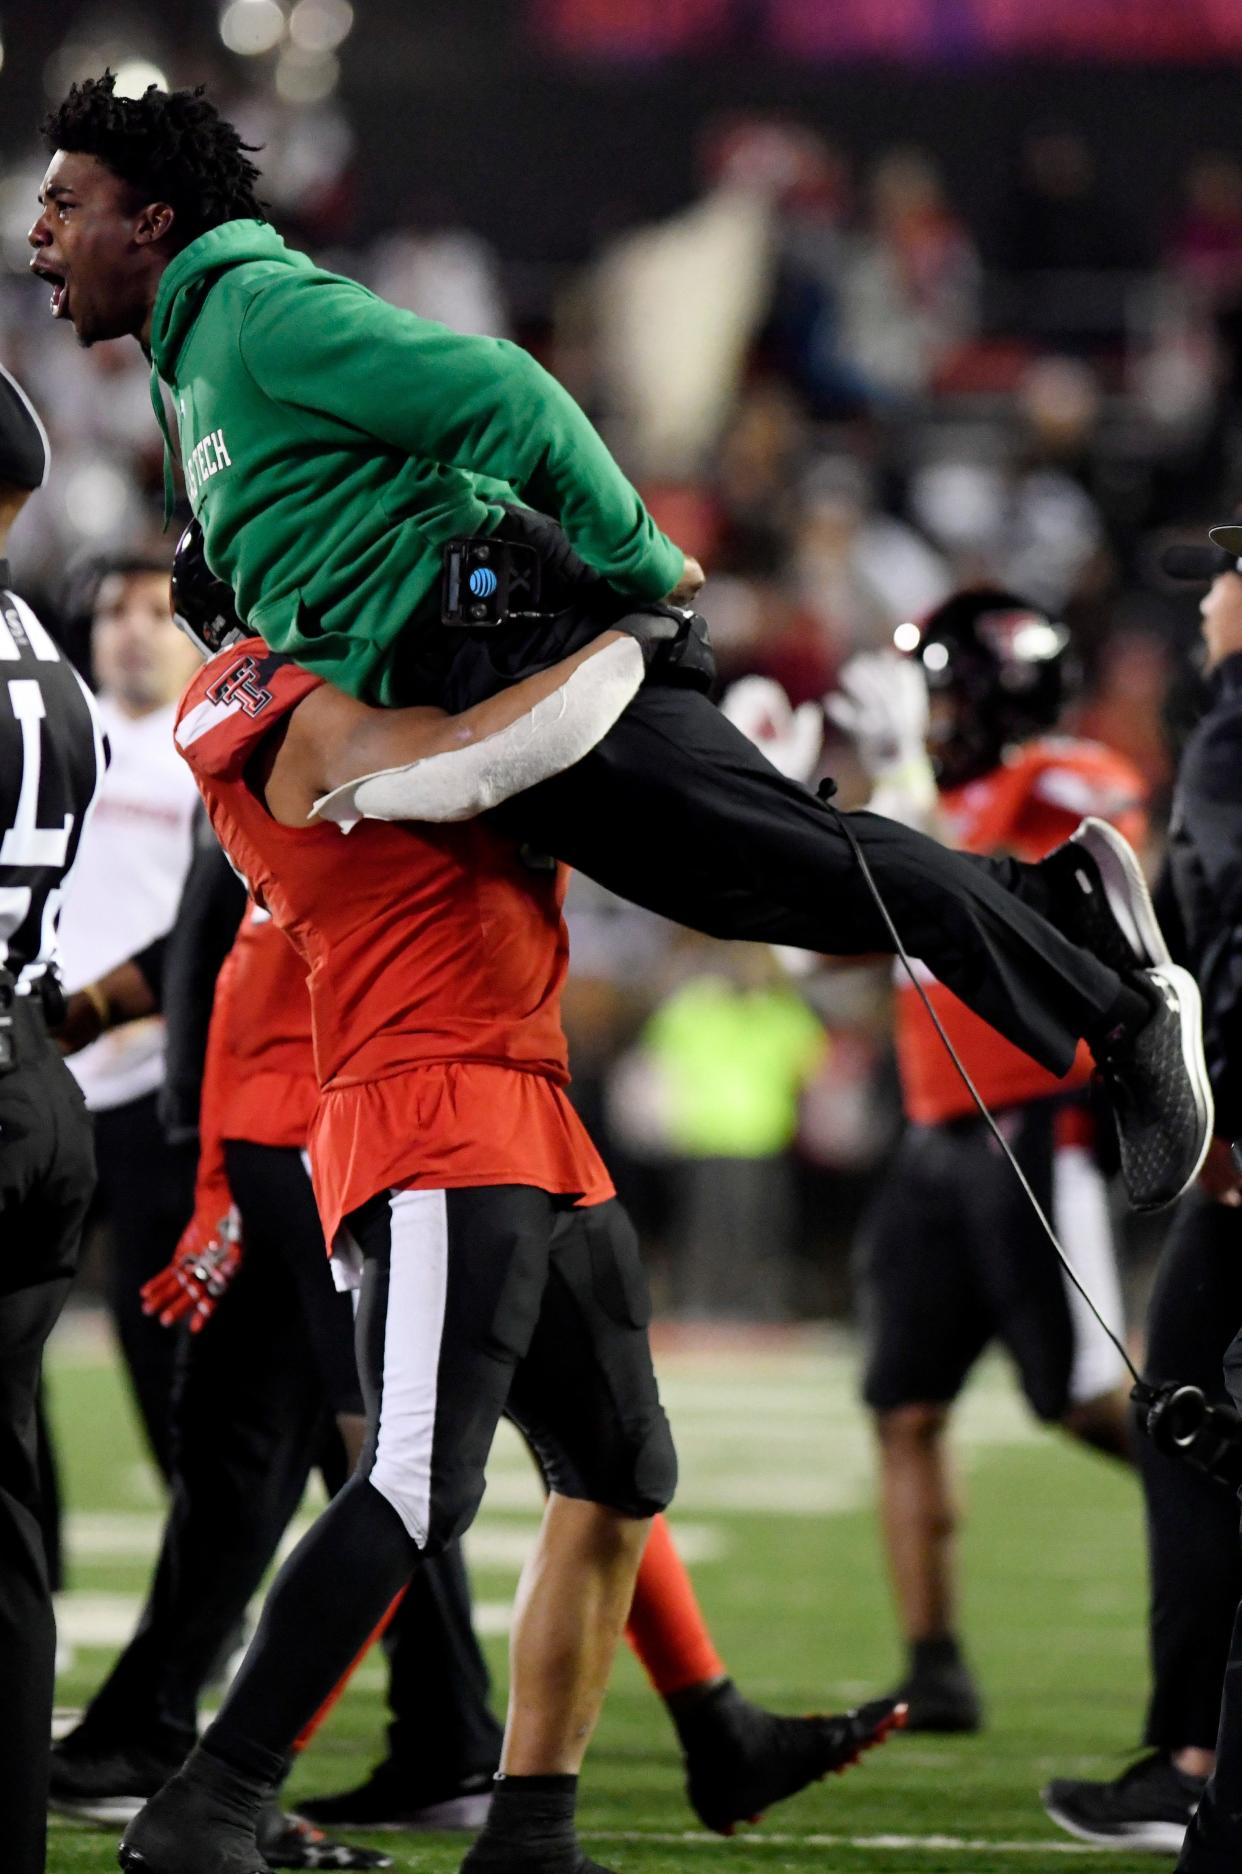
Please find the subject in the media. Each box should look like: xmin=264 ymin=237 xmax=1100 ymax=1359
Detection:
xmin=1042 ymin=1751 xmax=1203 ymax=1852
xmin=1095 ymin=964 xmax=1213 ymax=1213
xmin=1044 ymin=816 xmax=1171 ymax=975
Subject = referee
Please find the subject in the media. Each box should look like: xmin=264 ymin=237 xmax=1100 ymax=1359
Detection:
xmin=0 ymin=365 xmax=106 ymax=1874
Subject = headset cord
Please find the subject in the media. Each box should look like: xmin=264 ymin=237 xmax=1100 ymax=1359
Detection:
xmin=819 ymin=787 xmax=1144 ymax=1392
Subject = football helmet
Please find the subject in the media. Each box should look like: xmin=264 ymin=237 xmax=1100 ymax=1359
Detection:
xmin=170 ymin=518 xmax=245 ymax=658
xmin=896 ymin=587 xmax=1073 ymax=788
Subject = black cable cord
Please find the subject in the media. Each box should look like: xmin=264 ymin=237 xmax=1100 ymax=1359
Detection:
xmin=820 ymin=789 xmax=1144 ymax=1391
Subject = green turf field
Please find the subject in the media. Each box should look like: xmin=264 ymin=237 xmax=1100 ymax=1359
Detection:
xmin=45 ymin=1314 xmax=1163 ymax=1874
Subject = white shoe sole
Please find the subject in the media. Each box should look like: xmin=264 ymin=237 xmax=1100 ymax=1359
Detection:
xmin=49 ymin=1793 xmax=145 ymax=1823
xmin=1042 ymin=1796 xmax=1192 ymax=1854
xmin=1147 ymin=962 xmax=1214 ymax=1209
xmin=297 ymin=1793 xmax=492 ymax=1833
xmin=1071 ymin=817 xmax=1172 ymax=970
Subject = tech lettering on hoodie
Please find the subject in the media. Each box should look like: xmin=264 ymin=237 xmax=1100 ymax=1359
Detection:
xmin=184 ymin=426 xmax=233 ymax=504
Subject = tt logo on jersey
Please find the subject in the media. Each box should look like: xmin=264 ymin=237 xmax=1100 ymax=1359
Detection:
xmin=207 ymin=655 xmax=272 ymax=719
xmin=185 ymin=428 xmax=232 ymax=503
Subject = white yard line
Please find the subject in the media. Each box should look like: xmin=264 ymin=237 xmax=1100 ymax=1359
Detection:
xmin=588 ymin=1830 xmax=1117 ymax=1855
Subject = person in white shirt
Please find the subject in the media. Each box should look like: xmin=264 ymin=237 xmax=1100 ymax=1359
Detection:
xmin=56 ymin=554 xmax=201 ymax=1480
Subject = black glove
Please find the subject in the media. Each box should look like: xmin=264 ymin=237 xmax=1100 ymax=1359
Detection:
xmin=613 ymin=602 xmax=687 ymax=664
xmin=613 ymin=604 xmax=715 ymax=695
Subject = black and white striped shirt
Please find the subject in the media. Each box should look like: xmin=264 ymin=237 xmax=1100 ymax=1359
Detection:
xmin=0 ymin=565 xmax=107 ymax=984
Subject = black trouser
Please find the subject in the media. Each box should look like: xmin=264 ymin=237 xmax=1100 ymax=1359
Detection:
xmin=1139 ymin=1195 xmax=1242 ymax=1754
xmin=0 ymin=1007 xmax=94 ymax=1874
xmin=1176 ymin=1260 xmax=1242 ymax=1870
xmin=491 ymin=686 xmax=1121 ymax=1077
xmin=203 ymin=1189 xmax=674 ymax=1783
xmin=80 ymin=1143 xmax=501 ymax=1780
xmin=91 ymin=1091 xmax=195 ymax=1481
xmin=399 ymin=511 xmax=1125 ymax=1078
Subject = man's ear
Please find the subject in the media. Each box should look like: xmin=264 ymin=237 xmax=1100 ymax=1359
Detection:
xmin=134 ymin=201 xmax=176 ymax=248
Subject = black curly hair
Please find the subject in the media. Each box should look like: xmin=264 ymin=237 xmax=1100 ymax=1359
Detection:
xmin=42 ymin=70 xmax=267 ymax=246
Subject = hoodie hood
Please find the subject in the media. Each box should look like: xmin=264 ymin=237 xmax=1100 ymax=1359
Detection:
xmin=151 ymin=220 xmax=312 ymax=377
xmin=149 ymin=221 xmax=314 ymax=522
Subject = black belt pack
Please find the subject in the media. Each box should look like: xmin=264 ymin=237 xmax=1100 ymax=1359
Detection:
xmin=441 ymin=537 xmax=544 ymax=627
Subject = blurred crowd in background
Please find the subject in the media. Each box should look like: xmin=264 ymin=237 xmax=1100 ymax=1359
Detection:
xmin=8 ymin=6 xmax=1242 ymax=1323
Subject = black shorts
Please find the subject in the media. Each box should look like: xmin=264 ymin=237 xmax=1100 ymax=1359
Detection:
xmin=859 ymin=1103 xmax=1125 ymax=1422
xmin=342 ymin=1184 xmax=676 ymax=1553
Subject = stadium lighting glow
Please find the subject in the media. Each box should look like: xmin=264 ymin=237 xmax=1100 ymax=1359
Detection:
xmin=893 ymin=621 xmax=920 ymax=653
xmin=113 ymin=59 xmax=169 ymax=96
xmin=220 ymin=0 xmax=287 ymax=57
xmin=288 ymin=0 xmax=353 ymax=53
xmin=922 ymin=642 xmax=949 ymax=671
xmin=274 ymin=45 xmax=338 ymax=102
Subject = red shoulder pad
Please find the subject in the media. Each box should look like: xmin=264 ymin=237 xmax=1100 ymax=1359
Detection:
xmin=174 ymin=638 xmax=322 ymax=781
xmin=1019 ymin=736 xmax=1146 ymax=823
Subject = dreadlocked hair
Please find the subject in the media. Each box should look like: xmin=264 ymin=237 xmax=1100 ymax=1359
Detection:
xmin=42 ymin=71 xmax=267 ymax=246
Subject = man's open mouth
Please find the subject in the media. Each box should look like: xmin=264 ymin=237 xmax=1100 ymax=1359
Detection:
xmin=32 ymin=262 xmax=69 ymax=319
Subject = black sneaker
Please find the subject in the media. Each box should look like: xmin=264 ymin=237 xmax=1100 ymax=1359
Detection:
xmin=889 ymin=1660 xmax=983 ymax=1734
xmin=1042 ymin=1751 xmax=1205 ymax=1851
xmin=256 ymin=1801 xmax=393 ymax=1869
xmin=678 ymin=1681 xmax=906 ymax=1836
xmin=48 ymin=1731 xmax=185 ymax=1824
xmin=460 ymin=1853 xmax=614 ymax=1874
xmin=296 ymin=1765 xmax=495 ymax=1832
xmin=119 ymin=1758 xmax=269 ymax=1874
xmin=1043 ymin=818 xmax=1171 ymax=976
xmin=1095 ymin=964 xmax=1213 ymax=1213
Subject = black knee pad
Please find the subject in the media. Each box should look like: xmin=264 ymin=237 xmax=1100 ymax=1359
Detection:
xmin=530 ymin=1405 xmax=678 ymax=1520
xmin=600 ymin=1410 xmax=679 ymax=1519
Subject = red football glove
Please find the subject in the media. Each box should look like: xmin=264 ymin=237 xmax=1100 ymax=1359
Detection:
xmin=141 ymin=1209 xmax=243 ymax=1333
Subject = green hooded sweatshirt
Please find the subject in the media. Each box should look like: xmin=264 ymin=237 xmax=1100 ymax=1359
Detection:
xmin=148 ymin=221 xmax=684 ymax=705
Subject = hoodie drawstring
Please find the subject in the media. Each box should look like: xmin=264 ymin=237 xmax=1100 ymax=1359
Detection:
xmin=149 ymin=362 xmax=177 ymax=528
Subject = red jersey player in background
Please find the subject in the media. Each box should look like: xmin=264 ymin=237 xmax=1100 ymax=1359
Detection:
xmin=828 ymin=589 xmax=1155 ymax=1735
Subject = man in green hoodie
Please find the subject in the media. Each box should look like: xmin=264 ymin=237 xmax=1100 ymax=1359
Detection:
xmin=28 ymin=82 xmax=1209 ymax=1207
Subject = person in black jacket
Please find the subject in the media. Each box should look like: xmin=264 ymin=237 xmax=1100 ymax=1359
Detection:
xmin=0 ymin=365 xmax=108 ymax=1874
xmin=1167 ymin=530 xmax=1242 ymax=1874
xmin=1044 ymin=539 xmax=1242 ymax=1861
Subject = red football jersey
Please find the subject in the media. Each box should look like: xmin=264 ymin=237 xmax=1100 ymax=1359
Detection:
xmin=186 ymin=902 xmax=316 ymax=1235
xmin=895 ymin=737 xmax=1148 ymax=1126
xmin=216 ymin=902 xmax=316 ymax=1149
xmin=175 ymin=641 xmax=612 ymax=1248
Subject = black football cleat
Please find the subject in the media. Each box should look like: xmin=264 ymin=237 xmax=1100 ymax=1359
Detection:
xmin=1043 ymin=817 xmax=1171 ymax=976
xmin=677 ymin=1681 xmax=906 ymax=1836
xmin=296 ymin=1764 xmax=494 ymax=1831
xmin=1095 ymin=964 xmax=1213 ymax=1212
xmin=459 ymin=1846 xmax=615 ymax=1874
xmin=1042 ymin=1751 xmax=1204 ymax=1851
xmin=888 ymin=1658 xmax=983 ymax=1734
xmin=256 ymin=1801 xmax=392 ymax=1870
xmin=48 ymin=1730 xmax=185 ymax=1823
xmin=118 ymin=1760 xmax=269 ymax=1874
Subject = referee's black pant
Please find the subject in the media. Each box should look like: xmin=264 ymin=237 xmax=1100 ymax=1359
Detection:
xmin=0 ymin=1006 xmax=94 ymax=1874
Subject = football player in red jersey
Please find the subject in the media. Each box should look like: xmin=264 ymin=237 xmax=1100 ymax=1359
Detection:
xmin=830 ymin=590 xmax=1155 ymax=1734
xmin=119 ymin=560 xmax=902 ymax=1874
